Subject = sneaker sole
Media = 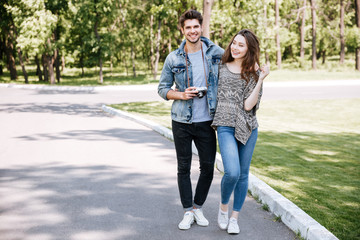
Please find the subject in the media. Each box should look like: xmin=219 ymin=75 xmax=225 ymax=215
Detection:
xmin=218 ymin=223 xmax=228 ymax=230
xmin=194 ymin=220 xmax=209 ymax=227
xmin=178 ymin=220 xmax=194 ymax=230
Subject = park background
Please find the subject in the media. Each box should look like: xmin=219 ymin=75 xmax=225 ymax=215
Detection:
xmin=1 ymin=0 xmax=359 ymax=240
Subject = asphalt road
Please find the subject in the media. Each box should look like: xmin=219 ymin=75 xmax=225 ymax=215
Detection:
xmin=0 ymin=85 xmax=298 ymax=240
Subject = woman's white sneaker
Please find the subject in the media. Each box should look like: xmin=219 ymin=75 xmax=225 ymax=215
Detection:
xmin=227 ymin=217 xmax=240 ymax=234
xmin=217 ymin=206 xmax=228 ymax=230
xmin=178 ymin=211 xmax=194 ymax=230
xmin=193 ymin=208 xmax=209 ymax=226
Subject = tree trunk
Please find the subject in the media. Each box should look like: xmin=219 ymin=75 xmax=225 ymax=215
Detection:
xmin=47 ymin=55 xmax=55 ymax=85
xmin=80 ymin=55 xmax=84 ymax=77
xmin=110 ymin=55 xmax=113 ymax=77
xmin=202 ymin=0 xmax=214 ymax=39
xmin=61 ymin=55 xmax=65 ymax=72
xmin=94 ymin=9 xmax=103 ymax=84
xmin=55 ymin=49 xmax=60 ymax=83
xmin=131 ymin=40 xmax=136 ymax=77
xmin=340 ymin=0 xmax=345 ymax=64
xmin=310 ymin=0 xmax=317 ymax=70
xmin=99 ymin=57 xmax=103 ymax=83
xmin=275 ymin=0 xmax=281 ymax=68
xmin=356 ymin=0 xmax=360 ymax=70
xmin=0 ymin=36 xmax=3 ymax=75
xmin=46 ymin=38 xmax=56 ymax=84
xmin=9 ymin=25 xmax=28 ymax=83
xmin=16 ymin=47 xmax=28 ymax=83
xmin=42 ymin=54 xmax=48 ymax=82
xmin=264 ymin=4 xmax=270 ymax=65
xmin=153 ymin=18 xmax=161 ymax=80
xmin=150 ymin=14 xmax=154 ymax=72
xmin=300 ymin=0 xmax=307 ymax=59
xmin=124 ymin=52 xmax=128 ymax=76
xmin=5 ymin=33 xmax=17 ymax=80
xmin=322 ymin=50 xmax=326 ymax=64
xmin=35 ymin=55 xmax=43 ymax=81
xmin=168 ymin=26 xmax=172 ymax=54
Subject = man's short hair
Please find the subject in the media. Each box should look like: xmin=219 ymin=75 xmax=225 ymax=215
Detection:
xmin=179 ymin=9 xmax=203 ymax=28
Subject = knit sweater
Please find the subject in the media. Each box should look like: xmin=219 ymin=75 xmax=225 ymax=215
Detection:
xmin=212 ymin=63 xmax=262 ymax=144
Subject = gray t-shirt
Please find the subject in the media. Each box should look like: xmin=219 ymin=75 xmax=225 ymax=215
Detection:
xmin=188 ymin=43 xmax=212 ymax=122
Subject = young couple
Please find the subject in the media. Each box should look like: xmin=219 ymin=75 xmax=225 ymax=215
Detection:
xmin=158 ymin=9 xmax=270 ymax=234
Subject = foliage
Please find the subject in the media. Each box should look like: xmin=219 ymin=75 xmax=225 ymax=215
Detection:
xmin=0 ymin=0 xmax=359 ymax=82
xmin=5 ymin=0 xmax=58 ymax=56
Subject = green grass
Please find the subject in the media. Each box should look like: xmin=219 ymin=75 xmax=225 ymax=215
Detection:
xmin=0 ymin=63 xmax=161 ymax=85
xmin=110 ymin=98 xmax=360 ymax=240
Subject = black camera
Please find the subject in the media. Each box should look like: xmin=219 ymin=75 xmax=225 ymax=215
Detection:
xmin=194 ymin=87 xmax=208 ymax=98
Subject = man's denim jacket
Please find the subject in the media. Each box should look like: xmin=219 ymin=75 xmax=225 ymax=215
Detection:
xmin=158 ymin=37 xmax=224 ymax=124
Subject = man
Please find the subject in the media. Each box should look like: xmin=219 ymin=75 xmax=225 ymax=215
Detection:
xmin=158 ymin=9 xmax=224 ymax=230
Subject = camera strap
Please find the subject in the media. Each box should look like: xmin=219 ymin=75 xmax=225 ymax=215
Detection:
xmin=184 ymin=42 xmax=208 ymax=88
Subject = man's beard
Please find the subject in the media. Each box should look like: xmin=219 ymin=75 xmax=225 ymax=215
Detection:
xmin=186 ymin=35 xmax=200 ymax=44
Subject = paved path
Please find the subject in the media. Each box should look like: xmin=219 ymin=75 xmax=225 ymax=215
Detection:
xmin=2 ymin=79 xmax=358 ymax=240
xmin=0 ymin=86 xmax=296 ymax=240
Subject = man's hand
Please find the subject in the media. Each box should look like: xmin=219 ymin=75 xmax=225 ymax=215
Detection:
xmin=182 ymin=87 xmax=198 ymax=100
xmin=166 ymin=86 xmax=198 ymax=100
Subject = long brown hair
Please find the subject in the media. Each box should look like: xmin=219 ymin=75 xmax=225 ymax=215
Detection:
xmin=221 ymin=29 xmax=260 ymax=83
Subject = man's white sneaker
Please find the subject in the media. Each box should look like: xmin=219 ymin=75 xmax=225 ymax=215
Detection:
xmin=178 ymin=211 xmax=194 ymax=230
xmin=217 ymin=206 xmax=228 ymax=230
xmin=193 ymin=208 xmax=209 ymax=226
xmin=227 ymin=217 xmax=240 ymax=234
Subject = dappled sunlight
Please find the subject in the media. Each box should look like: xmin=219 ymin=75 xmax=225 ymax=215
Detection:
xmin=84 ymin=207 xmax=115 ymax=216
xmin=70 ymin=229 xmax=135 ymax=240
xmin=258 ymin=98 xmax=360 ymax=134
xmin=0 ymin=163 xmax=179 ymax=239
xmin=328 ymin=185 xmax=357 ymax=192
xmin=0 ymin=103 xmax=103 ymax=117
xmin=252 ymin=130 xmax=360 ymax=238
xmin=306 ymin=150 xmax=338 ymax=156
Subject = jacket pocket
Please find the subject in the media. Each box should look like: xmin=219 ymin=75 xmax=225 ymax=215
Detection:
xmin=171 ymin=66 xmax=185 ymax=74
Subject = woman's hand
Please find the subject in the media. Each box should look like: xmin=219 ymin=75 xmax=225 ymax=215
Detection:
xmin=259 ymin=64 xmax=270 ymax=81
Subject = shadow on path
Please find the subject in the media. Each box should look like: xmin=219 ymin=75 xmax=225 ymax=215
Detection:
xmin=0 ymin=103 xmax=104 ymax=118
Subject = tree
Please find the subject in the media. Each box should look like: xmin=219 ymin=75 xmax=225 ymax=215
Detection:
xmin=356 ymin=0 xmax=360 ymax=70
xmin=153 ymin=17 xmax=161 ymax=80
xmin=300 ymin=0 xmax=307 ymax=59
xmin=202 ymin=0 xmax=214 ymax=39
xmin=275 ymin=0 xmax=282 ymax=68
xmin=1 ymin=0 xmax=17 ymax=80
xmin=340 ymin=0 xmax=346 ymax=64
xmin=310 ymin=0 xmax=317 ymax=69
xmin=5 ymin=0 xmax=58 ymax=84
xmin=45 ymin=0 xmax=69 ymax=83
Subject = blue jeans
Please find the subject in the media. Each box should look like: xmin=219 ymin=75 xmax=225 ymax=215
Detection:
xmin=217 ymin=126 xmax=258 ymax=212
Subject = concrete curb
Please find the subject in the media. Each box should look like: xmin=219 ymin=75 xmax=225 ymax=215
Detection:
xmin=102 ymin=105 xmax=339 ymax=240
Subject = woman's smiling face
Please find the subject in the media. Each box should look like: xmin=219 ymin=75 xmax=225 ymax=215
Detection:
xmin=231 ymin=35 xmax=248 ymax=60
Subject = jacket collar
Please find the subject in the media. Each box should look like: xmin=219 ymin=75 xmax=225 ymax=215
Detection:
xmin=177 ymin=36 xmax=214 ymax=56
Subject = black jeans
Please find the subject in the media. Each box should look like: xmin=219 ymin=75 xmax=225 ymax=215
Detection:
xmin=172 ymin=120 xmax=216 ymax=211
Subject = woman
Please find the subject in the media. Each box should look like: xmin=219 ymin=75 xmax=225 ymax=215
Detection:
xmin=212 ymin=29 xmax=270 ymax=234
